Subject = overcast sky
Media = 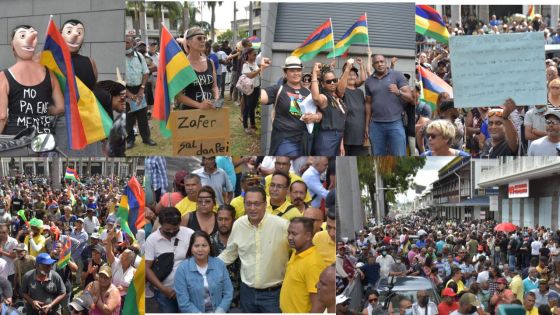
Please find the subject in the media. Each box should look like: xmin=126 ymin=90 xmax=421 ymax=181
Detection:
xmin=398 ymin=157 xmax=454 ymax=203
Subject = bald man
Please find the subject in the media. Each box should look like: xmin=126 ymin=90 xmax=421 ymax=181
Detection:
xmin=304 ymin=207 xmax=324 ymax=235
xmin=314 ymin=264 xmax=335 ymax=313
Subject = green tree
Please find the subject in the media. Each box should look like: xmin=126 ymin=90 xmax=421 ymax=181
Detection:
xmin=205 ymin=1 xmax=223 ymax=41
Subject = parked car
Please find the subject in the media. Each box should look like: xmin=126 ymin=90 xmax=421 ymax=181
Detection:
xmin=377 ymin=276 xmax=441 ymax=313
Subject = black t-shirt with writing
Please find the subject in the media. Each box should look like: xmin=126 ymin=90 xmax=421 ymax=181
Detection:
xmin=264 ymin=84 xmax=309 ymax=134
xmin=3 ymin=67 xmax=54 ymax=135
xmin=181 ymin=59 xmax=214 ymax=109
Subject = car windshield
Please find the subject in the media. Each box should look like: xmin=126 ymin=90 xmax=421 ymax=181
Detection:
xmin=379 ymin=290 xmax=440 ymax=313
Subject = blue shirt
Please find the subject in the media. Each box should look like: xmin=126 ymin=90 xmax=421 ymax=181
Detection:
xmin=208 ymin=53 xmax=219 ymax=73
xmin=523 ymin=277 xmax=539 ymax=293
xmin=360 ymin=263 xmax=381 ymax=288
xmin=174 ymin=256 xmax=233 ymax=313
xmin=436 ymin=240 xmax=445 ymax=254
xmin=216 ymin=156 xmax=236 ymax=192
xmin=70 ymin=229 xmax=88 ymax=262
xmin=302 ymin=166 xmax=329 ymax=208
xmin=145 ymin=156 xmax=168 ymax=192
xmin=364 ymin=69 xmax=408 ymax=122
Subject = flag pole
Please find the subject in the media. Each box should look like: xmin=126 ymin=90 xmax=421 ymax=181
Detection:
xmin=365 ymin=12 xmax=371 ymax=53
xmin=329 ymin=18 xmax=336 ymax=60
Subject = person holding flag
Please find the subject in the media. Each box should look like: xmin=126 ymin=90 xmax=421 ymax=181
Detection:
xmin=51 ymin=237 xmax=78 ymax=313
xmin=0 ymin=25 xmax=64 ymax=151
xmin=175 ymin=27 xmax=220 ymax=110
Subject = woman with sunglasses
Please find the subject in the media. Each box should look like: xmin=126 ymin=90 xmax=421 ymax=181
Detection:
xmin=421 ymin=120 xmax=469 ymax=157
xmin=260 ymin=56 xmax=321 ymax=155
xmin=182 ymin=186 xmax=218 ymax=237
xmin=311 ymin=62 xmax=348 ymax=156
xmin=176 ymin=27 xmax=220 ymax=110
xmin=174 ymin=230 xmax=233 ymax=313
xmin=548 ymin=78 xmax=560 ymax=108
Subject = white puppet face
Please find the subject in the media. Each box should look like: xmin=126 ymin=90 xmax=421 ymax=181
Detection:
xmin=12 ymin=26 xmax=38 ymax=60
xmin=61 ymin=22 xmax=84 ymax=53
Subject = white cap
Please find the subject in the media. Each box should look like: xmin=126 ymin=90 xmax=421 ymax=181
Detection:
xmin=336 ymin=294 xmax=350 ymax=305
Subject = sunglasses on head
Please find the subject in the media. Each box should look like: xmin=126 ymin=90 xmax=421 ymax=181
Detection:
xmin=325 ymin=78 xmax=338 ymax=85
xmin=487 ymin=110 xmax=504 ymax=118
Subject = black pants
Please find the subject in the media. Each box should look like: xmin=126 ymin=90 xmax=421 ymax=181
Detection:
xmin=242 ymin=86 xmax=259 ymax=128
xmin=220 ymin=72 xmax=227 ymax=99
xmin=126 ymin=105 xmax=151 ymax=144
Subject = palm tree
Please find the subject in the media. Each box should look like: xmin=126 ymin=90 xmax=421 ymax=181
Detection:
xmin=205 ymin=1 xmax=223 ymax=41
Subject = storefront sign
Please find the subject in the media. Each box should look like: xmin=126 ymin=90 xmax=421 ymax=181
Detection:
xmin=508 ymin=179 xmax=529 ymax=198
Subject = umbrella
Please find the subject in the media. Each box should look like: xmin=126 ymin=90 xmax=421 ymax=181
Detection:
xmin=494 ymin=222 xmax=517 ymax=233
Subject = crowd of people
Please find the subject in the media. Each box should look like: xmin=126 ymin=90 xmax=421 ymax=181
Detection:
xmin=0 ymin=173 xmax=143 ymax=315
xmin=125 ymin=26 xmax=262 ymax=151
xmin=0 ymin=20 xmax=127 ymax=157
xmin=415 ymin=11 xmax=560 ymax=157
xmin=143 ymin=156 xmax=336 ymax=313
xmin=336 ymin=214 xmax=560 ymax=315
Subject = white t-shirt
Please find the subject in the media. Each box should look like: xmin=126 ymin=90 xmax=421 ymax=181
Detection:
xmin=144 ymin=226 xmax=194 ymax=288
xmin=0 ymin=236 xmax=18 ymax=276
xmin=412 ymin=302 xmax=438 ymax=315
xmin=0 ymin=258 xmax=6 ymax=279
xmin=216 ymin=51 xmax=228 ymax=74
xmin=527 ymin=136 xmax=560 ymax=156
xmin=83 ymin=216 xmax=100 ymax=234
xmin=242 ymin=62 xmax=261 ymax=87
xmin=101 ymin=230 xmax=123 ymax=243
xmin=376 ymin=255 xmax=395 ymax=278
xmin=524 ymin=108 xmax=547 ymax=146
xmin=531 ymin=240 xmax=543 ymax=256
xmin=111 ymin=258 xmax=136 ymax=296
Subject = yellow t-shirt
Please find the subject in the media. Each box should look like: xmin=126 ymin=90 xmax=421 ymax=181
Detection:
xmin=510 ymin=275 xmax=524 ymax=302
xmin=313 ymin=230 xmax=335 ymax=265
xmin=526 ymin=306 xmax=539 ymax=315
xmin=266 ymin=199 xmax=302 ymax=221
xmin=24 ymin=234 xmax=46 ymax=257
xmin=279 ymin=246 xmax=326 ymax=313
xmin=446 ymin=279 xmax=465 ymax=294
xmin=229 ymin=195 xmax=246 ymax=219
xmin=175 ymin=196 xmax=217 ymax=216
xmin=265 ymin=173 xmax=312 ymax=203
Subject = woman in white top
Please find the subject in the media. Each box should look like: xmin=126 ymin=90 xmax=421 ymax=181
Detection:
xmin=105 ymin=229 xmax=136 ymax=305
xmin=241 ymin=47 xmax=261 ymax=134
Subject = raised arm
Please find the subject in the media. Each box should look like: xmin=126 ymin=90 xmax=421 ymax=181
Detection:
xmin=310 ymin=63 xmax=328 ymax=109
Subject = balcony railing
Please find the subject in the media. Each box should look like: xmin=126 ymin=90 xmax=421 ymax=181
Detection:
xmin=479 ymin=156 xmax=560 ymax=183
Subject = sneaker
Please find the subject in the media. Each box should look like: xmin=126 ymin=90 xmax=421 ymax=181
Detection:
xmin=235 ymin=101 xmax=240 ymax=106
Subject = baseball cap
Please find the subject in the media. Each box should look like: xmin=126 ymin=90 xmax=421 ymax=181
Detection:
xmin=69 ymin=293 xmax=93 ymax=312
xmin=336 ymin=294 xmax=351 ymax=305
xmin=90 ymin=233 xmax=101 ymax=239
xmin=15 ymin=243 xmax=27 ymax=252
xmin=283 ymin=56 xmax=303 ymax=69
xmin=460 ymin=293 xmax=481 ymax=307
xmin=36 ymin=253 xmax=56 ymax=265
xmin=106 ymin=217 xmax=116 ymax=225
xmin=545 ymin=108 xmax=560 ymax=120
xmin=98 ymin=265 xmax=112 ymax=277
xmin=92 ymin=244 xmax=104 ymax=253
xmin=76 ymin=218 xmax=84 ymax=223
xmin=496 ymin=277 xmax=508 ymax=284
xmin=441 ymin=288 xmax=457 ymax=297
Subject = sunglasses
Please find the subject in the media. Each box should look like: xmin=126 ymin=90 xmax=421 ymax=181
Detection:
xmin=426 ymin=133 xmax=440 ymax=139
xmin=550 ymin=86 xmax=560 ymax=90
xmin=193 ymin=35 xmax=206 ymax=41
xmin=325 ymin=78 xmax=339 ymax=85
xmin=369 ymin=298 xmax=378 ymax=303
xmin=546 ymin=119 xmax=560 ymax=126
xmin=487 ymin=110 xmax=504 ymax=118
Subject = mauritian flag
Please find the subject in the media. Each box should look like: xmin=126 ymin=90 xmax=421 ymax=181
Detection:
xmin=417 ymin=66 xmax=453 ymax=111
xmin=327 ymin=15 xmax=369 ymax=58
xmin=153 ymin=23 xmax=198 ymax=137
xmin=247 ymin=36 xmax=261 ymax=50
xmin=291 ymin=19 xmax=335 ymax=62
xmin=122 ymin=257 xmax=145 ymax=315
xmin=57 ymin=236 xmax=71 ymax=269
xmin=64 ymin=167 xmax=79 ymax=182
xmin=40 ymin=17 xmax=112 ymax=150
xmin=116 ymin=176 xmax=146 ymax=240
xmin=415 ymin=5 xmax=449 ymax=44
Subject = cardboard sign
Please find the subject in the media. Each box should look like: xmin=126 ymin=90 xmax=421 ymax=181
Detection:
xmin=169 ymin=108 xmax=230 ymax=155
xmin=449 ymin=32 xmax=547 ymax=107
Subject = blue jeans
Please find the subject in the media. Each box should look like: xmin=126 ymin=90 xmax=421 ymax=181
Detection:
xmin=274 ymin=138 xmax=301 ymax=156
xmin=314 ymin=130 xmax=343 ymax=156
xmin=154 ymin=288 xmax=179 ymax=313
xmin=369 ymin=120 xmax=406 ymax=156
xmin=240 ymin=282 xmax=281 ymax=313
xmin=508 ymin=254 xmax=516 ymax=271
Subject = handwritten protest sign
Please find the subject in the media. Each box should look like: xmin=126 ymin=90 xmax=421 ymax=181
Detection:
xmin=169 ymin=108 xmax=230 ymax=155
xmin=449 ymin=32 xmax=546 ymax=107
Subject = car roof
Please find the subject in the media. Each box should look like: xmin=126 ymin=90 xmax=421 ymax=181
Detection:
xmin=377 ymin=276 xmax=435 ymax=292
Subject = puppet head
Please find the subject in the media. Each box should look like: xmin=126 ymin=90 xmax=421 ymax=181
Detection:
xmin=61 ymin=19 xmax=85 ymax=53
xmin=11 ymin=25 xmax=37 ymax=60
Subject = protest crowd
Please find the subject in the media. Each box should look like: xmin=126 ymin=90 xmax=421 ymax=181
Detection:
xmin=336 ymin=214 xmax=560 ymax=315
xmin=125 ymin=26 xmax=262 ymax=151
xmin=143 ymin=156 xmax=336 ymax=313
xmin=0 ymin=171 xmax=144 ymax=315
xmin=415 ymin=8 xmax=560 ymax=158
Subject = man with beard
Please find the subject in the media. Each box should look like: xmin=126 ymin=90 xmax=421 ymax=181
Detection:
xmin=193 ymin=156 xmax=233 ymax=206
xmin=528 ymin=108 xmax=560 ymax=156
xmin=290 ymin=181 xmax=309 ymax=214
xmin=412 ymin=290 xmax=438 ymax=315
xmin=279 ymin=217 xmax=325 ymax=313
xmin=210 ymin=205 xmax=240 ymax=308
xmin=229 ymin=173 xmax=260 ymax=219
xmin=13 ymin=243 xmax=35 ymax=299
xmin=22 ymin=253 xmax=66 ymax=315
